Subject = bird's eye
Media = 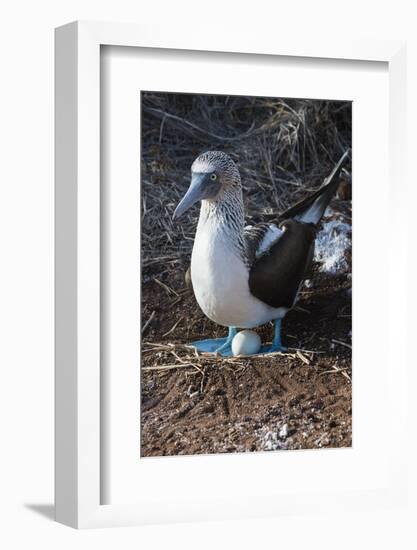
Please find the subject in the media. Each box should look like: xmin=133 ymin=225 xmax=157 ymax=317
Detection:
xmin=210 ymin=173 xmax=217 ymax=181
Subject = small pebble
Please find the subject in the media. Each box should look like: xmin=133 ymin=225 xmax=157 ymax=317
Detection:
xmin=279 ymin=424 xmax=288 ymax=439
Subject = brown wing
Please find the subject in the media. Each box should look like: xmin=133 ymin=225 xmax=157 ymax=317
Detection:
xmin=249 ymin=219 xmax=316 ymax=309
xmin=277 ymin=150 xmax=349 ymax=225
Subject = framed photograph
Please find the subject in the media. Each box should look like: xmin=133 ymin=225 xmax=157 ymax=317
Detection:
xmin=55 ymin=21 xmax=407 ymax=528
xmin=140 ymin=91 xmax=352 ymax=459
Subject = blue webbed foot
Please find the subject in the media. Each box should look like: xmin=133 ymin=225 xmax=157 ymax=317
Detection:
xmin=260 ymin=319 xmax=287 ymax=354
xmin=191 ymin=337 xmax=231 ymax=354
xmin=260 ymin=343 xmax=288 ymax=354
xmin=190 ymin=327 xmax=237 ymax=357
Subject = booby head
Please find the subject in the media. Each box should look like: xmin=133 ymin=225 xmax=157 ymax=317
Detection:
xmin=173 ymin=151 xmax=240 ymax=219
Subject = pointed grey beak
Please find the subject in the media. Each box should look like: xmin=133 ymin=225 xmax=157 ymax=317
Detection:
xmin=173 ymin=173 xmax=209 ymax=220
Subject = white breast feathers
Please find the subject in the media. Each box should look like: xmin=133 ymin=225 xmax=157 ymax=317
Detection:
xmin=191 ymin=218 xmax=286 ymax=328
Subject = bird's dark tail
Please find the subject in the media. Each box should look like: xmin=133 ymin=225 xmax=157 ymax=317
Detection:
xmin=278 ymin=150 xmax=350 ymax=226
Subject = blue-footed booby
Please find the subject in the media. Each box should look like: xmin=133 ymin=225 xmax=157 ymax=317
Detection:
xmin=173 ymin=150 xmax=349 ymax=356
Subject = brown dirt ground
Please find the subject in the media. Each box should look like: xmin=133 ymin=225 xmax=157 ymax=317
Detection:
xmin=141 ymin=264 xmax=352 ymax=457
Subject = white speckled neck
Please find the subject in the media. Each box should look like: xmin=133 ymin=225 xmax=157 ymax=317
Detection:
xmin=198 ymin=180 xmax=247 ymax=262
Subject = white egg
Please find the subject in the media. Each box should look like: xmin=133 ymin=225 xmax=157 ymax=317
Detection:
xmin=231 ymin=330 xmax=261 ymax=356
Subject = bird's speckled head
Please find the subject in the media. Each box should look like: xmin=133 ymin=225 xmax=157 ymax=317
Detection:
xmin=173 ymin=151 xmax=241 ymax=219
xmin=191 ymin=151 xmax=240 ymax=183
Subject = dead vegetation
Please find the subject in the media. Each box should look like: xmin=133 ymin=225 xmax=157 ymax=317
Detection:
xmin=141 ymin=92 xmax=352 ymax=456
